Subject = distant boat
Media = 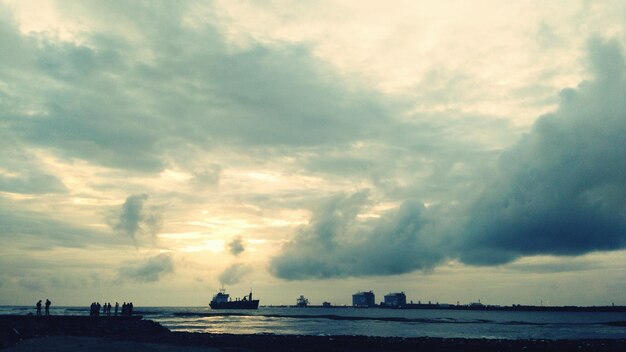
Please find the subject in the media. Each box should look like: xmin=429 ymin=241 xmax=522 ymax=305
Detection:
xmin=210 ymin=289 xmax=259 ymax=309
xmin=296 ymin=295 xmax=309 ymax=307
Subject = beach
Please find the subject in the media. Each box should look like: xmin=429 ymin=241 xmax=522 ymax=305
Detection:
xmin=2 ymin=315 xmax=626 ymax=351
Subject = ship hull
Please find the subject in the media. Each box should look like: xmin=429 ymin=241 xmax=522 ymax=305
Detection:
xmin=210 ymin=300 xmax=259 ymax=310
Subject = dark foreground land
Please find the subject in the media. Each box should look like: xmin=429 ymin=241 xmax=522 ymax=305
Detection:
xmin=1 ymin=315 xmax=625 ymax=352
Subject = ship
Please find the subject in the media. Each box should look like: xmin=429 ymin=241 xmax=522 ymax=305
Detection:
xmin=296 ymin=295 xmax=309 ymax=307
xmin=209 ymin=289 xmax=259 ymax=309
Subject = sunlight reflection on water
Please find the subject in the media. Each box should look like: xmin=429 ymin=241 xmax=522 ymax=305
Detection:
xmin=143 ymin=307 xmax=626 ymax=339
xmin=2 ymin=306 xmax=624 ymax=339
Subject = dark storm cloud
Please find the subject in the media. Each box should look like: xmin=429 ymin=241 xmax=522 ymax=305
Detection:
xmin=456 ymin=37 xmax=626 ymax=265
xmin=227 ymin=237 xmax=245 ymax=256
xmin=113 ymin=194 xmax=162 ymax=244
xmin=270 ymin=191 xmax=445 ymax=280
xmin=271 ymin=38 xmax=626 ymax=279
xmin=218 ymin=263 xmax=252 ymax=285
xmin=119 ymin=253 xmax=174 ymax=282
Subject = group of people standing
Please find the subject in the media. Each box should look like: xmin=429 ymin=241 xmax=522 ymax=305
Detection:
xmin=89 ymin=301 xmax=134 ymax=316
xmin=35 ymin=299 xmax=51 ymax=316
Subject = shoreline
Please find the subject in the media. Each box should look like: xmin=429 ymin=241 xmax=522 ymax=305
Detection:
xmin=265 ymin=304 xmax=626 ymax=313
xmin=2 ymin=315 xmax=626 ymax=351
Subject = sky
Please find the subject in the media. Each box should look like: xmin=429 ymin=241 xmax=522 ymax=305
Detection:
xmin=0 ymin=0 xmax=624 ymax=307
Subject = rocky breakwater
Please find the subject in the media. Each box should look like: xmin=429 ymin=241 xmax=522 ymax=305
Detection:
xmin=0 ymin=315 xmax=170 ymax=348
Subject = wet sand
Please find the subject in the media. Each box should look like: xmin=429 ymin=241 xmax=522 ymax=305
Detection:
xmin=1 ymin=315 xmax=625 ymax=351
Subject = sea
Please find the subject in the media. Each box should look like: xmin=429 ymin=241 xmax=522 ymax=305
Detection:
xmin=2 ymin=305 xmax=625 ymax=340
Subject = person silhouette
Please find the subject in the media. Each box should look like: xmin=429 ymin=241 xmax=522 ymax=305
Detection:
xmin=36 ymin=300 xmax=42 ymax=316
xmin=45 ymin=299 xmax=51 ymax=316
xmin=114 ymin=302 xmax=119 ymax=316
xmin=128 ymin=302 xmax=133 ymax=316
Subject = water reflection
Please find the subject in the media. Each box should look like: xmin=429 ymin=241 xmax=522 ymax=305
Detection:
xmin=1 ymin=305 xmax=624 ymax=339
xmin=152 ymin=307 xmax=626 ymax=339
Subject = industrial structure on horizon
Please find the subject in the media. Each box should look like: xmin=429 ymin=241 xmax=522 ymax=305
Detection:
xmin=352 ymin=291 xmax=376 ymax=307
xmin=383 ymin=292 xmax=407 ymax=307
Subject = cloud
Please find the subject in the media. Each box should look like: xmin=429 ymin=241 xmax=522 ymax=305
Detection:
xmin=18 ymin=278 xmax=44 ymax=292
xmin=507 ymin=261 xmax=597 ymax=274
xmin=270 ymin=191 xmax=445 ymax=280
xmin=119 ymin=253 xmax=174 ymax=282
xmin=227 ymin=237 xmax=245 ymax=256
xmin=0 ymin=202 xmax=121 ymax=249
xmin=1 ymin=4 xmax=389 ymax=175
xmin=0 ymin=132 xmax=67 ymax=195
xmin=113 ymin=194 xmax=162 ymax=244
xmin=456 ymin=37 xmax=626 ymax=265
xmin=0 ymin=172 xmax=67 ymax=195
xmin=218 ymin=263 xmax=252 ymax=285
xmin=0 ymin=0 xmax=624 ymax=304
xmin=270 ymin=37 xmax=626 ymax=279
xmin=192 ymin=165 xmax=222 ymax=188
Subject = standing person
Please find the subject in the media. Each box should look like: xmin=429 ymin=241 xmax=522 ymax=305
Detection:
xmin=114 ymin=302 xmax=119 ymax=316
xmin=122 ymin=302 xmax=127 ymax=316
xmin=107 ymin=303 xmax=111 ymax=316
xmin=36 ymin=300 xmax=42 ymax=316
xmin=128 ymin=302 xmax=133 ymax=316
xmin=44 ymin=299 xmax=51 ymax=316
xmin=96 ymin=302 xmax=101 ymax=316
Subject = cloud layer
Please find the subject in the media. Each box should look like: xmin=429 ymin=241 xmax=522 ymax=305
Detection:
xmin=270 ymin=192 xmax=444 ymax=279
xmin=270 ymin=38 xmax=626 ymax=279
xmin=457 ymin=37 xmax=626 ymax=265
xmin=0 ymin=1 xmax=624 ymax=305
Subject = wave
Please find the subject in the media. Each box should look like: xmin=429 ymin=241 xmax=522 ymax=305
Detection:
xmin=605 ymin=321 xmax=626 ymax=327
xmin=500 ymin=320 xmax=545 ymax=326
xmin=64 ymin=308 xmax=87 ymax=312
xmin=171 ymin=312 xmax=538 ymax=325
xmin=170 ymin=312 xmax=626 ymax=327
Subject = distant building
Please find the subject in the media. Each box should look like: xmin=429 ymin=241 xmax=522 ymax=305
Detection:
xmin=352 ymin=291 xmax=375 ymax=307
xmin=322 ymin=301 xmax=332 ymax=308
xmin=383 ymin=292 xmax=407 ymax=307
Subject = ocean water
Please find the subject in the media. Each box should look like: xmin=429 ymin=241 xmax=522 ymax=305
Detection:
xmin=2 ymin=305 xmax=625 ymax=340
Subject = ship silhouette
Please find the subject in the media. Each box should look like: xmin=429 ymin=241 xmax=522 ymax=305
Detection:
xmin=209 ymin=289 xmax=259 ymax=309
